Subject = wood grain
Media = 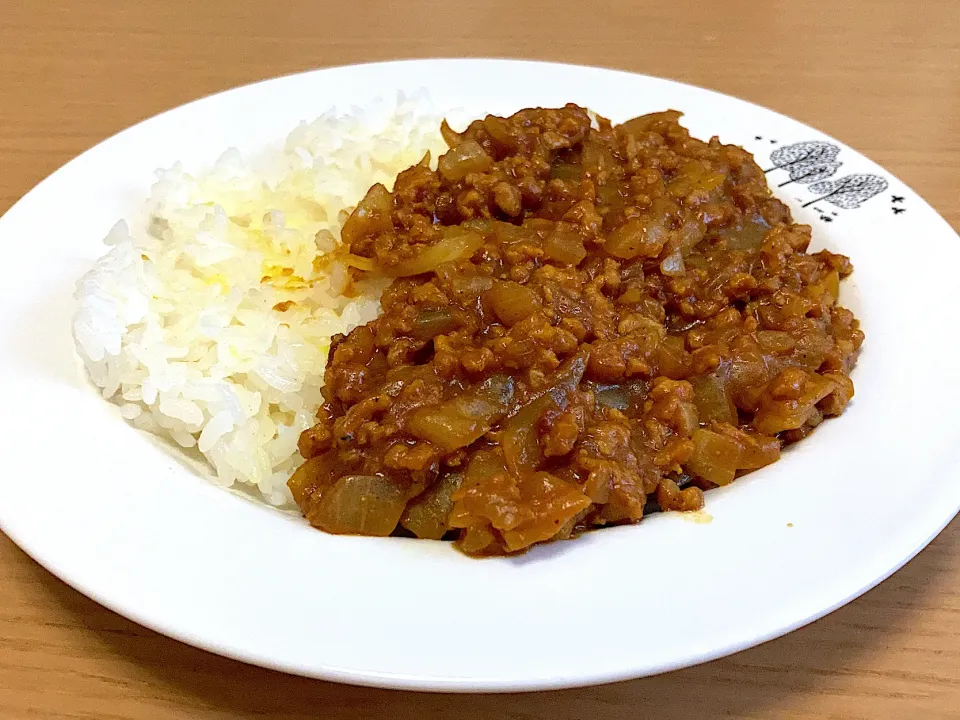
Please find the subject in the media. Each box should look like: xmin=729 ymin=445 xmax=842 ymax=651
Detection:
xmin=2 ymin=1 xmax=959 ymax=717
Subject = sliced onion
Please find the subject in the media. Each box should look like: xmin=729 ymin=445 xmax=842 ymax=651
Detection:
xmin=735 ymin=433 xmax=780 ymax=470
xmin=457 ymin=523 xmax=497 ymax=555
xmin=605 ymin=217 xmax=668 ymax=260
xmin=753 ymin=372 xmax=835 ymax=435
xmin=485 ymin=280 xmax=541 ymax=326
xmin=594 ymin=384 xmax=631 ymax=411
xmin=407 ymin=375 xmax=515 ymax=451
xmin=544 ymin=225 xmax=587 ymax=266
xmin=440 ymin=118 xmax=462 ymax=147
xmin=666 ymin=161 xmax=726 ymax=200
xmin=678 ymin=217 xmax=706 ymax=253
xmin=654 ymin=336 xmax=691 ymax=379
xmin=806 ymin=269 xmax=840 ymax=306
xmin=339 ymin=254 xmax=375 ymax=272
xmin=660 ymin=249 xmax=685 ymax=276
xmin=597 ymin=182 xmax=626 ymax=217
xmin=400 ymin=473 xmax=463 ymax=540
xmin=581 ymin=135 xmax=616 ymax=174
xmin=438 ymin=139 xmax=493 ymax=181
xmin=493 ymin=220 xmax=527 ymax=245
xmin=483 ymin=115 xmax=518 ymax=151
xmin=462 ymin=218 xmax=495 ymax=233
xmin=692 ymin=374 xmax=737 ymax=425
xmin=500 ymin=350 xmax=589 ymax=477
xmin=306 ymin=475 xmax=407 ymax=536
xmin=725 ymin=352 xmax=771 ymax=411
xmin=287 ymin=454 xmax=337 ymax=508
xmin=792 ymin=333 xmax=834 ymax=372
xmin=501 ymin=473 xmax=592 ymax=552
xmin=411 ymin=307 xmax=459 ymax=340
xmin=451 ymin=273 xmax=494 ymax=296
xmin=721 ymin=215 xmax=770 ymax=251
xmin=501 ymin=394 xmax=557 ymax=477
xmin=340 ymin=183 xmax=393 ymax=247
xmin=757 ymin=331 xmax=797 ymax=355
xmin=549 ymin=163 xmax=581 ymax=181
xmin=387 ymin=228 xmax=485 ymax=277
xmin=619 ymin=110 xmax=683 ymax=137
xmin=684 ymin=429 xmax=742 ymax=487
xmin=460 ymin=448 xmax=510 ymax=492
xmin=548 ymin=348 xmax=590 ymax=400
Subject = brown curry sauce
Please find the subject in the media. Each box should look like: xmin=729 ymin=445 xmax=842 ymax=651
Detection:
xmin=288 ymin=105 xmax=863 ymax=556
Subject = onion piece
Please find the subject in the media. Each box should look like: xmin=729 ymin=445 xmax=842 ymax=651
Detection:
xmin=684 ymin=429 xmax=742 ymax=487
xmin=407 ymin=375 xmax=515 ymax=451
xmin=660 ymin=249 xmax=685 ymax=276
xmin=386 ymin=228 xmax=485 ymax=277
xmin=460 ymin=448 xmax=510 ymax=492
xmin=457 ymin=524 xmax=497 ymax=555
xmin=501 ymin=473 xmax=592 ymax=552
xmin=692 ymin=374 xmax=737 ymax=425
xmin=440 ymin=118 xmax=462 ymax=147
xmin=501 ymin=394 xmax=558 ymax=478
xmin=451 ymin=274 xmax=494 ymax=296
xmin=619 ymin=110 xmax=683 ymax=137
xmin=340 ymin=183 xmax=393 ymax=247
xmin=792 ymin=333 xmax=834 ymax=371
xmin=438 ymin=139 xmax=493 ymax=181
xmin=678 ymin=216 xmax=706 ymax=253
xmin=594 ymin=384 xmax=631 ymax=411
xmin=411 ymin=307 xmax=459 ymax=340
xmin=548 ymin=348 xmax=590 ymax=400
xmin=605 ymin=217 xmax=668 ymax=260
xmin=666 ymin=161 xmax=726 ymax=200
xmin=720 ymin=215 xmax=770 ymax=251
xmin=485 ymin=280 xmax=541 ymax=326
xmin=483 ymin=115 xmax=518 ymax=151
xmin=493 ymin=220 xmax=527 ymax=245
xmin=462 ymin=218 xmax=495 ymax=233
xmin=501 ymin=349 xmax=589 ymax=477
xmin=287 ymin=454 xmax=337 ymax=508
xmin=306 ymin=475 xmax=407 ymax=536
xmin=757 ymin=331 xmax=797 ymax=355
xmin=735 ymin=433 xmax=780 ymax=470
xmin=806 ymin=269 xmax=841 ymax=306
xmin=339 ymin=254 xmax=375 ymax=272
xmin=400 ymin=472 xmax=464 ymax=540
xmin=550 ymin=163 xmax=581 ymax=181
xmin=581 ymin=135 xmax=617 ymax=175
xmin=654 ymin=335 xmax=691 ymax=379
xmin=544 ymin=224 xmax=587 ymax=266
xmin=753 ymin=372 xmax=835 ymax=435
xmin=597 ymin=182 xmax=626 ymax=218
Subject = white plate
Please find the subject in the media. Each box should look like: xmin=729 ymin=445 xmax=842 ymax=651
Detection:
xmin=1 ymin=59 xmax=958 ymax=692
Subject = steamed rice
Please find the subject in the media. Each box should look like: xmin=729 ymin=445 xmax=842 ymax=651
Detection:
xmin=72 ymin=91 xmax=447 ymax=506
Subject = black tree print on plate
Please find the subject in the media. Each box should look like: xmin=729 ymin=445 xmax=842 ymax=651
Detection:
xmin=776 ymin=159 xmax=842 ymax=187
xmin=765 ymin=141 xmax=841 ymax=187
xmin=757 ymin=139 xmax=894 ymax=217
xmin=801 ymin=174 xmax=889 ymax=209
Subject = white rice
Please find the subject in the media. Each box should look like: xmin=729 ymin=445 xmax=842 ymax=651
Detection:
xmin=72 ymin=91 xmax=448 ymax=506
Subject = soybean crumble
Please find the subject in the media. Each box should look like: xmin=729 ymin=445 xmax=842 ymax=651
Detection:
xmin=289 ymin=105 xmax=863 ymax=556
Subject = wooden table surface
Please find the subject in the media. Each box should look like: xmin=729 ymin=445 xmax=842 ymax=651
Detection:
xmin=2 ymin=1 xmax=959 ymax=717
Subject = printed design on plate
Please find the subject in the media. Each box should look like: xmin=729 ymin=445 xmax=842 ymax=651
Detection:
xmin=753 ymin=137 xmax=901 ymax=221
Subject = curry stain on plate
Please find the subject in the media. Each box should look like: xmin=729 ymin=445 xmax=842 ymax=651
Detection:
xmin=682 ymin=510 xmax=713 ymax=524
